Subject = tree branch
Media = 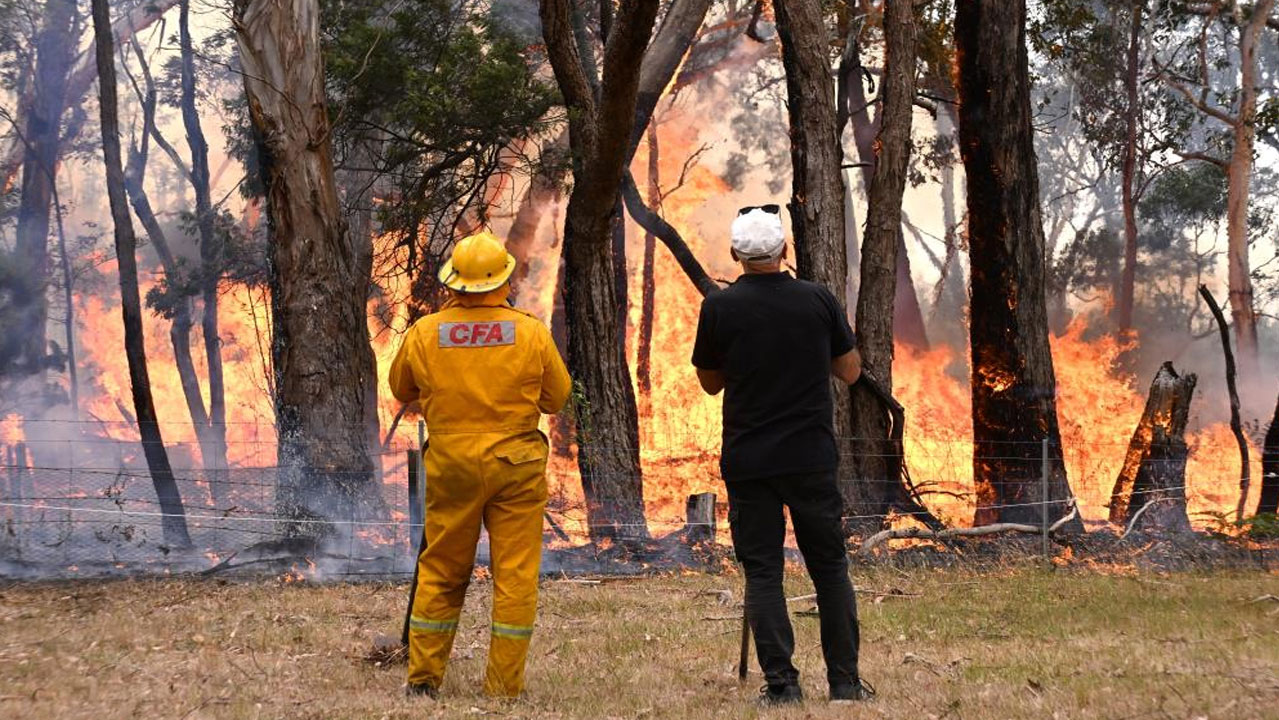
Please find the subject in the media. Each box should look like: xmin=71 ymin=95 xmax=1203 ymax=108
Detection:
xmin=859 ymin=500 xmax=1079 ymax=556
xmin=619 ymin=170 xmax=719 ymax=296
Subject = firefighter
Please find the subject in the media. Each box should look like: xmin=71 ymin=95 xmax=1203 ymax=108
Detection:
xmin=389 ymin=230 xmax=571 ymax=699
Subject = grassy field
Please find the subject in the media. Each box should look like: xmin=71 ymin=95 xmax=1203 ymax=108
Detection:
xmin=2 ymin=565 xmax=1279 ymax=719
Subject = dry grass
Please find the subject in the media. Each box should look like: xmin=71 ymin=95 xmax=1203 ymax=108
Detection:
xmin=2 ymin=565 xmax=1279 ymax=719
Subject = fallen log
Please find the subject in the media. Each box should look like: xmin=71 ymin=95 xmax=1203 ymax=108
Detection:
xmin=1108 ymin=362 xmax=1194 ymax=533
xmin=859 ymin=500 xmax=1079 ymax=556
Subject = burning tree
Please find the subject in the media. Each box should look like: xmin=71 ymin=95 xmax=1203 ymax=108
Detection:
xmin=1108 ymin=362 xmax=1195 ymax=534
xmin=234 ymin=0 xmax=377 ymax=522
xmin=955 ymin=0 xmax=1081 ymax=529
xmin=539 ymin=0 xmax=660 ymax=541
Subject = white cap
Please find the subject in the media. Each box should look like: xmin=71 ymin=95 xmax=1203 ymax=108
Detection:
xmin=731 ymin=208 xmax=785 ymax=261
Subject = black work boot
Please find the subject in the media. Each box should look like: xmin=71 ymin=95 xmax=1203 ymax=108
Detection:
xmin=830 ymin=678 xmax=875 ymax=703
xmin=404 ymin=682 xmax=439 ymax=700
xmin=758 ymin=683 xmax=804 ymax=707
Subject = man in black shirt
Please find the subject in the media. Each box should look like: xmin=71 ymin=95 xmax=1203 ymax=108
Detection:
xmin=692 ymin=205 xmax=872 ymax=705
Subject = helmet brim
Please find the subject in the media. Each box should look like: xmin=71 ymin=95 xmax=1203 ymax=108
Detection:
xmin=437 ymin=253 xmax=517 ymax=294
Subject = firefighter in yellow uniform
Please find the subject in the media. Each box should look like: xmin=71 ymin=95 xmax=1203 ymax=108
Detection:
xmin=389 ymin=230 xmax=571 ymax=699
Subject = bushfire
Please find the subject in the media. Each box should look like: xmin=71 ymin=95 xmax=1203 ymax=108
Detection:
xmin=0 ymin=81 xmax=1264 ymax=553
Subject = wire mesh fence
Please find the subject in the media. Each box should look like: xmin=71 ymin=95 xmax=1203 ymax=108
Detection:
xmin=0 ymin=418 xmax=1260 ymax=579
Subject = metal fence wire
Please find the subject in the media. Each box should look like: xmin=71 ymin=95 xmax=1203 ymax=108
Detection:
xmin=0 ymin=425 xmax=1255 ymax=578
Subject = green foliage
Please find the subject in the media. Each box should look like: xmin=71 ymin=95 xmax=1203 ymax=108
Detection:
xmin=1239 ymin=513 xmax=1279 ymax=539
xmin=321 ymin=0 xmax=557 ymax=236
xmin=1138 ymin=162 xmax=1228 ymax=250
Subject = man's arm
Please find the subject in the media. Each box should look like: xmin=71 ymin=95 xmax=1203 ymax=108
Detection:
xmin=696 ymin=367 xmax=725 ymax=395
xmin=538 ymin=325 xmax=573 ymax=413
xmin=388 ymin=325 xmax=423 ymax=403
xmin=691 ymin=298 xmax=724 ymax=396
xmin=832 ymin=347 xmax=862 ymax=385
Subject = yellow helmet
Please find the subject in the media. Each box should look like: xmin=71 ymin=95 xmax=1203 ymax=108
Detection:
xmin=437 ymin=230 xmax=517 ymax=293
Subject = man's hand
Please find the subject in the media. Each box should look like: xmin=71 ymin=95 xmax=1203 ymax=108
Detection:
xmin=832 ymin=348 xmax=861 ymax=385
xmin=696 ymin=367 xmax=725 ymax=395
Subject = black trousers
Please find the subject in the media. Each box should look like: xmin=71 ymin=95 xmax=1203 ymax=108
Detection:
xmin=726 ymin=470 xmax=860 ymax=688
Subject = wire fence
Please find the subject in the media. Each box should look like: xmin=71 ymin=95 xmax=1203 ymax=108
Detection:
xmin=0 ymin=424 xmax=1260 ymax=578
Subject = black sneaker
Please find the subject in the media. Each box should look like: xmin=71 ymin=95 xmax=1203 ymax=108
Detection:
xmin=830 ymin=678 xmax=876 ymax=703
xmin=404 ymin=682 xmax=438 ymax=699
xmin=758 ymin=683 xmax=804 ymax=707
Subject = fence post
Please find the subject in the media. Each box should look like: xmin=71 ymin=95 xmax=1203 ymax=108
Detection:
xmin=1041 ymin=438 xmax=1049 ymax=560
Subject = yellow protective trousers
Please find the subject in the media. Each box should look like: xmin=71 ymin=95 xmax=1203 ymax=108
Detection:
xmin=406 ymin=429 xmax=549 ymax=697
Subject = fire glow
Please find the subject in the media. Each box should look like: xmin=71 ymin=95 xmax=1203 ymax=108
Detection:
xmin=21 ymin=90 xmax=1260 ymax=546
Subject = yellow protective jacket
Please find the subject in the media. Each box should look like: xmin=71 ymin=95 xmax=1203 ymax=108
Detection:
xmin=389 ymin=286 xmax=572 ymax=430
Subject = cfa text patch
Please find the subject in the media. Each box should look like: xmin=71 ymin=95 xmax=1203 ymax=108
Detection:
xmin=438 ymin=321 xmax=516 ymax=348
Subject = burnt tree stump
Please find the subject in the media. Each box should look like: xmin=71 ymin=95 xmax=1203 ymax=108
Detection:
xmin=1108 ymin=362 xmax=1195 ymax=533
xmin=685 ymin=492 xmax=717 ymax=545
xmin=1258 ymin=394 xmax=1279 ymax=515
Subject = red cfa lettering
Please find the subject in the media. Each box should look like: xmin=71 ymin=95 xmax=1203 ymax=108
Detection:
xmin=438 ymin=321 xmax=516 ymax=348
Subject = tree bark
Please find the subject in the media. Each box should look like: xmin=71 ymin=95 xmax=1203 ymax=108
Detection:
xmin=955 ymin=0 xmax=1080 ymax=529
xmin=91 ymin=0 xmax=192 ymax=548
xmin=1258 ymin=393 xmax=1279 ymax=515
xmin=1221 ymin=0 xmax=1272 ymax=380
xmin=179 ymin=0 xmax=231 ymax=505
xmin=1116 ymin=0 xmax=1144 ymax=334
xmin=773 ymin=0 xmax=855 ymax=507
xmin=845 ymin=0 xmax=917 ymax=533
xmin=540 ymin=0 xmax=660 ymax=541
xmin=1108 ymin=362 xmax=1194 ymax=533
xmin=636 ymin=123 xmax=659 ymax=398
xmin=234 ymin=0 xmax=376 ymax=524
xmin=11 ymin=0 xmax=77 ymax=377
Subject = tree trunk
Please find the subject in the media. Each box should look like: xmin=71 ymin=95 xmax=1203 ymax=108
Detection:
xmin=91 ymin=0 xmax=192 ymax=548
xmin=122 ymin=33 xmax=226 ymax=507
xmin=11 ymin=0 xmax=77 ymax=377
xmin=843 ymin=29 xmax=929 ymax=351
xmin=53 ymin=178 xmax=77 ymax=417
xmin=1199 ymin=284 xmax=1251 ymax=523
xmin=234 ymin=0 xmax=376 ymax=524
xmin=540 ymin=0 xmax=660 ymax=541
xmin=1116 ymin=0 xmax=1143 ymax=334
xmin=180 ymin=0 xmax=231 ymax=505
xmin=845 ymin=0 xmax=917 ymax=533
xmin=955 ymin=0 xmax=1080 ymax=529
xmin=636 ymin=123 xmax=659 ymax=398
xmin=1108 ymin=362 xmax=1194 ymax=533
xmin=1222 ymin=0 xmax=1272 ymax=381
xmin=893 ymin=232 xmax=929 ymax=348
xmin=611 ymin=197 xmax=628 ymax=358
xmin=1258 ymin=393 xmax=1279 ymax=516
xmin=929 ymin=104 xmax=966 ymax=345
xmin=773 ymin=0 xmax=854 ymax=503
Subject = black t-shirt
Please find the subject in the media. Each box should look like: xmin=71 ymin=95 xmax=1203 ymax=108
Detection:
xmin=691 ymin=272 xmax=856 ymax=481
